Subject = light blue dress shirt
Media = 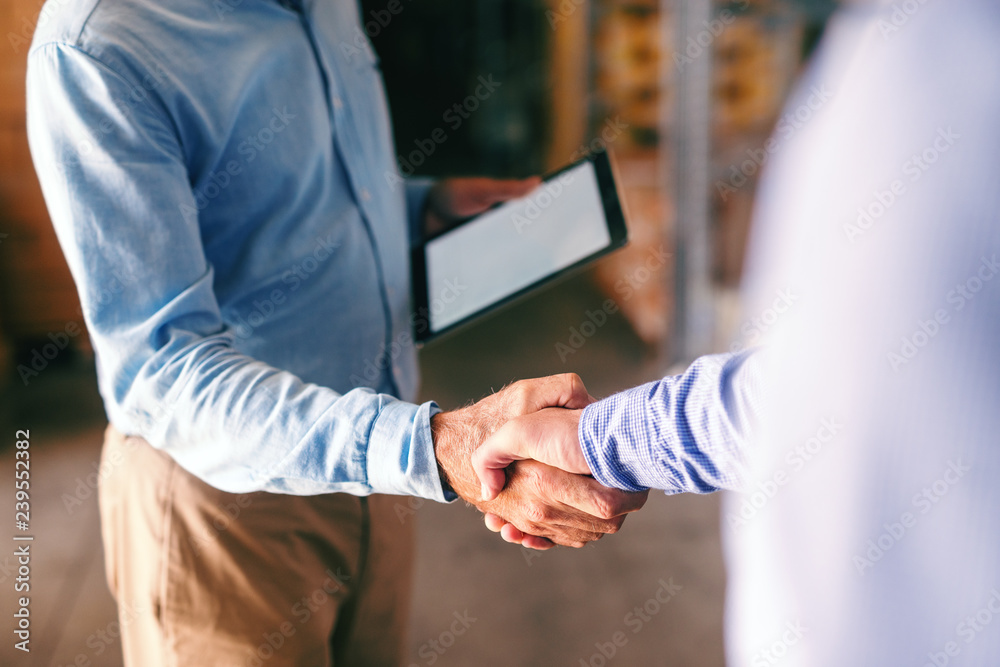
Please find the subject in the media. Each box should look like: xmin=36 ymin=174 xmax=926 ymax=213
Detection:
xmin=27 ymin=0 xmax=450 ymax=501
xmin=581 ymin=1 xmax=1000 ymax=664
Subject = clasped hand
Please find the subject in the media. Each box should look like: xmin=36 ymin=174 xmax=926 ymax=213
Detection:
xmin=433 ymin=373 xmax=647 ymax=550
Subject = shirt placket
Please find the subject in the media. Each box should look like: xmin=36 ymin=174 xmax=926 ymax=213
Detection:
xmin=289 ymin=0 xmax=405 ymax=396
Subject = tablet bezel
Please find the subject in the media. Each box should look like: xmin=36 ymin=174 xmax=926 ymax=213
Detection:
xmin=410 ymin=150 xmax=628 ymax=344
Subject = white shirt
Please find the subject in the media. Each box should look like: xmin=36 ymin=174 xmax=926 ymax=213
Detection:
xmin=727 ymin=1 xmax=1000 ymax=664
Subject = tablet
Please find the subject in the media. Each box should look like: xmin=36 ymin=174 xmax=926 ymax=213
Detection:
xmin=411 ymin=151 xmax=628 ymax=343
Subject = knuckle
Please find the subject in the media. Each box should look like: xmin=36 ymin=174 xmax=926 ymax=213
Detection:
xmin=524 ymin=502 xmax=548 ymax=524
xmin=523 ymin=522 xmax=544 ymax=536
xmin=508 ymin=384 xmax=530 ymax=415
xmin=604 ymin=516 xmax=626 ymax=534
xmin=592 ymin=495 xmax=617 ymax=521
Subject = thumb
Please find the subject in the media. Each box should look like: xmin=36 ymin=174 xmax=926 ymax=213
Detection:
xmin=488 ymin=176 xmax=541 ymax=199
xmin=475 ymin=176 xmax=542 ymax=210
xmin=472 ymin=423 xmax=528 ymax=501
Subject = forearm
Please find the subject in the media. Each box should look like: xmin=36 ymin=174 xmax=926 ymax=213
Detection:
xmin=104 ymin=320 xmax=447 ymax=499
xmin=580 ymin=350 xmax=762 ymax=494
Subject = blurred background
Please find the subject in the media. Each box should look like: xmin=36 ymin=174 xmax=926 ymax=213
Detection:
xmin=0 ymin=0 xmax=835 ymax=664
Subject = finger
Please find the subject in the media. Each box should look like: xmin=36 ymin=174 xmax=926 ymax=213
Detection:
xmin=504 ymin=495 xmax=621 ymax=539
xmin=540 ymin=528 xmax=598 ymax=548
xmin=531 ymin=523 xmax=602 ymax=548
xmin=518 ymin=373 xmax=591 ymax=412
xmin=503 ymin=463 xmax=626 ymax=533
xmin=521 ymin=534 xmax=555 ymax=550
xmin=515 ymin=463 xmax=645 ymax=533
xmin=477 ymin=467 xmax=508 ymax=503
xmin=480 ymin=176 xmax=541 ymax=203
xmin=483 ymin=513 xmax=505 ymax=532
xmin=471 ymin=426 xmax=527 ymax=501
xmin=500 ymin=523 xmax=525 ymax=544
xmin=495 ymin=505 xmax=605 ymax=546
xmin=548 ymin=373 xmax=591 ymax=410
xmin=553 ymin=474 xmax=650 ymax=520
xmin=491 ymin=519 xmax=557 ymax=550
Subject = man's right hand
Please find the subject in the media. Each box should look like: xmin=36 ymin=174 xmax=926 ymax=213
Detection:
xmin=432 ymin=374 xmax=648 ymax=549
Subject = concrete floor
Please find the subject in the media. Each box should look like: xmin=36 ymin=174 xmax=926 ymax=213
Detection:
xmin=0 ymin=272 xmax=727 ymax=666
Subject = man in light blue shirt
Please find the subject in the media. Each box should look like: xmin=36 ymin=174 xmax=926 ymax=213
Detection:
xmin=26 ymin=0 xmax=646 ymax=663
xmin=475 ymin=1 xmax=1000 ymax=664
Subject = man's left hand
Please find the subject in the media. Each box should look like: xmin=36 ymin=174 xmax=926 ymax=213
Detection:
xmin=424 ymin=176 xmax=541 ymax=237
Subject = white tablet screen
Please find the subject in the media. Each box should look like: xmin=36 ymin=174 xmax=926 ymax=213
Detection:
xmin=424 ymin=160 xmax=611 ymax=333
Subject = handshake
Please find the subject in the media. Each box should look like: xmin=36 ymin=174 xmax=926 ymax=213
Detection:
xmin=431 ymin=373 xmax=649 ymax=550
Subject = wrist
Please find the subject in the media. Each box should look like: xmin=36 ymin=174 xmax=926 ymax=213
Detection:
xmin=430 ymin=410 xmax=476 ymax=502
xmin=431 ymin=406 xmax=506 ymax=505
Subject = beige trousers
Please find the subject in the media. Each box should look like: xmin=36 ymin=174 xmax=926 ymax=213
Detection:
xmin=98 ymin=426 xmax=414 ymax=667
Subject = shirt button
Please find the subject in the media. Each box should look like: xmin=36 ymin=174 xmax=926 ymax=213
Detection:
xmin=333 ymin=97 xmax=344 ymax=109
xmin=359 ymin=188 xmax=371 ymax=201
